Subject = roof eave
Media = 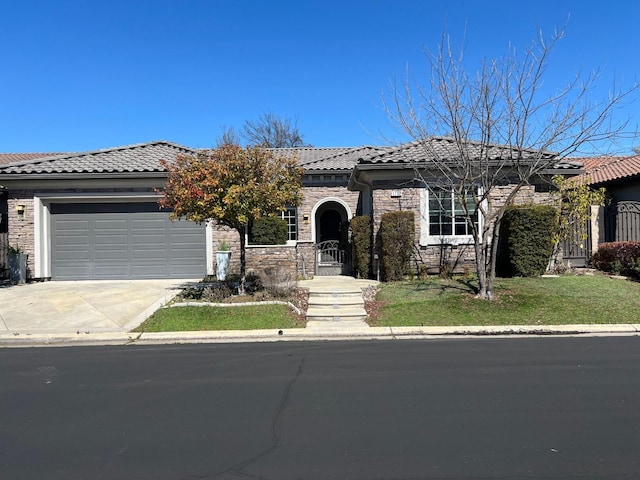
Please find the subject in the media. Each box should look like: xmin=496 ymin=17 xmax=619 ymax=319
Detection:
xmin=0 ymin=171 xmax=168 ymax=181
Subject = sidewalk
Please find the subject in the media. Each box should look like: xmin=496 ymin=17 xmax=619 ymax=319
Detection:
xmin=1 ymin=323 xmax=639 ymax=348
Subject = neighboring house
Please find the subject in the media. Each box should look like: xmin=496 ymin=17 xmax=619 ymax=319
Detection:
xmin=0 ymin=139 xmax=581 ymax=282
xmin=574 ymin=154 xmax=640 ymax=244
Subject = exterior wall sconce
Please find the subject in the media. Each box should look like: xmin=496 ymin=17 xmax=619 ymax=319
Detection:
xmin=303 ymin=213 xmax=309 ymax=223
xmin=16 ymin=204 xmax=26 ymax=219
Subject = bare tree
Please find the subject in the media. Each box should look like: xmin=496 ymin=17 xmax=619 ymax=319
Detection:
xmin=242 ymin=112 xmax=309 ymax=148
xmin=384 ymin=28 xmax=637 ymax=299
xmin=216 ymin=125 xmax=242 ymax=146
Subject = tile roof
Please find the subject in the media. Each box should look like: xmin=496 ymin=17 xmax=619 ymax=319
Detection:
xmin=0 ymin=141 xmax=195 ymax=175
xmin=573 ymin=154 xmax=640 ymax=185
xmin=0 ymin=153 xmax=69 ymax=165
xmin=358 ymin=137 xmax=566 ymax=166
xmin=294 ymin=146 xmax=390 ymax=170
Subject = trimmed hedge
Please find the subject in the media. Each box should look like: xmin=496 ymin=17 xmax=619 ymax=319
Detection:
xmin=249 ymin=216 xmax=288 ymax=245
xmin=350 ymin=215 xmax=372 ymax=278
xmin=497 ymin=205 xmax=557 ymax=277
xmin=592 ymin=242 xmax=640 ymax=279
xmin=379 ymin=211 xmax=415 ymax=281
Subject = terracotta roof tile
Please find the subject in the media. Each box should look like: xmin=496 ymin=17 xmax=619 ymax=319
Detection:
xmin=572 ymin=155 xmax=640 ymax=185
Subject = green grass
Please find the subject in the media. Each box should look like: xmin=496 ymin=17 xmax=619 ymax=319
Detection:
xmin=134 ymin=304 xmax=303 ymax=332
xmin=370 ymin=274 xmax=640 ymax=326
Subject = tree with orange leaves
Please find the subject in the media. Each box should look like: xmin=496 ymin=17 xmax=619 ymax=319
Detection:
xmin=160 ymin=144 xmax=303 ymax=293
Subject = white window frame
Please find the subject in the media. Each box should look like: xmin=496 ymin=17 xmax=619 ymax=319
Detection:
xmin=246 ymin=207 xmax=298 ymax=246
xmin=420 ymin=187 xmax=485 ymax=246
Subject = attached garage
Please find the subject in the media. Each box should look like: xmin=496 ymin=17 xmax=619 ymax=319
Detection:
xmin=50 ymin=202 xmax=206 ymax=280
xmin=0 ymin=141 xmax=213 ymax=281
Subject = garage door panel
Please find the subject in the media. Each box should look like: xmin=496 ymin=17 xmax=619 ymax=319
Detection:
xmin=55 ymin=219 xmax=90 ymax=231
xmin=172 ymin=248 xmax=205 ymax=259
xmin=131 ymin=265 xmax=168 ymax=277
xmin=94 ymin=235 xmax=128 ymax=245
xmin=94 ymin=265 xmax=130 ymax=277
xmin=132 ymin=249 xmax=167 ymax=260
xmin=51 ymin=202 xmax=205 ymax=280
xmin=94 ymin=250 xmax=129 ymax=261
xmin=94 ymin=217 xmax=128 ymax=228
xmin=56 ymin=250 xmax=91 ymax=261
xmin=55 ymin=266 xmax=92 ymax=277
xmin=55 ymin=235 xmax=91 ymax=246
xmin=132 ymin=219 xmax=166 ymax=229
xmin=132 ymin=234 xmax=166 ymax=245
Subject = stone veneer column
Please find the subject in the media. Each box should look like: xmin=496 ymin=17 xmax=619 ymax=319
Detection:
xmin=7 ymin=191 xmax=35 ymax=279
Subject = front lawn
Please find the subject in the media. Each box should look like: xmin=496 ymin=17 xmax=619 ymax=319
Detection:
xmin=370 ymin=274 xmax=640 ymax=326
xmin=134 ymin=304 xmax=304 ymax=332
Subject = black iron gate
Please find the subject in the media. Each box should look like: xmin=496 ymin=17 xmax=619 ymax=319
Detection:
xmin=315 ymin=240 xmax=352 ymax=276
xmin=561 ymin=217 xmax=592 ymax=267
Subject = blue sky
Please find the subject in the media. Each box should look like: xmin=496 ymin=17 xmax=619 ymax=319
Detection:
xmin=1 ymin=0 xmax=638 ymax=153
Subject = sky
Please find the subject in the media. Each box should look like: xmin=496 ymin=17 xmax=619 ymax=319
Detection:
xmin=1 ymin=0 xmax=639 ymax=154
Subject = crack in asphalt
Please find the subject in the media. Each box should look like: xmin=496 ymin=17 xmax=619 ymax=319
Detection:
xmin=188 ymin=355 xmax=306 ymax=480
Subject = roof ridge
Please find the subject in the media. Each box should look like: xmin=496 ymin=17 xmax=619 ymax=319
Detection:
xmin=0 ymin=140 xmax=195 ymax=169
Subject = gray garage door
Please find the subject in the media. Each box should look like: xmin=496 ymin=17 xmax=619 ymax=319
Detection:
xmin=51 ymin=202 xmax=206 ymax=280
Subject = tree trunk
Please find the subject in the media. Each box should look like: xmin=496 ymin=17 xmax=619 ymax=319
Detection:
xmin=474 ymin=240 xmax=489 ymax=299
xmin=238 ymin=228 xmax=247 ymax=295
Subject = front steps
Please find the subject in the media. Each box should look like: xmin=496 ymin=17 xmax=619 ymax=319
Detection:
xmin=297 ymin=276 xmax=379 ymax=326
xmin=306 ymin=289 xmax=368 ymax=322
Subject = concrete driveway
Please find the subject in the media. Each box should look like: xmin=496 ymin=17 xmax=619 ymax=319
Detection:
xmin=0 ymin=280 xmax=190 ymax=334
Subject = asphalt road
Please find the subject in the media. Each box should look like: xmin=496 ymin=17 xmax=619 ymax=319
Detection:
xmin=1 ymin=337 xmax=639 ymax=480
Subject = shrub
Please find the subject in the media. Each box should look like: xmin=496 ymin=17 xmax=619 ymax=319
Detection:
xmin=497 ymin=205 xmax=557 ymax=277
xmin=592 ymin=242 xmax=640 ymax=279
xmin=249 ymin=216 xmax=288 ymax=245
xmin=379 ymin=211 xmax=415 ymax=281
xmin=350 ymin=215 xmax=372 ymax=278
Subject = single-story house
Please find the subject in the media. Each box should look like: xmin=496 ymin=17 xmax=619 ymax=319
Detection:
xmin=0 ymin=138 xmax=582 ymax=282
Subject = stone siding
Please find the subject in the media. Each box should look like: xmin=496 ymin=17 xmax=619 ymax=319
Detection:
xmin=297 ymin=186 xmax=359 ymax=242
xmin=371 ymin=184 xmax=556 ymax=276
xmin=7 ymin=192 xmax=35 ymax=278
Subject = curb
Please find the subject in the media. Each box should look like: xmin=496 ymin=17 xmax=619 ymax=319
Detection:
xmin=1 ymin=324 xmax=639 ymax=348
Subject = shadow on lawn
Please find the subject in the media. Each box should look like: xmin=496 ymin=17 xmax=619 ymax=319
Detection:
xmin=396 ymin=277 xmax=480 ymax=296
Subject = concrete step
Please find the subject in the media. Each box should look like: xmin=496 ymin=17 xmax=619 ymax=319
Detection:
xmin=307 ymin=289 xmax=363 ymax=298
xmin=307 ymin=293 xmax=364 ymax=308
xmin=306 ymin=306 xmax=368 ymax=322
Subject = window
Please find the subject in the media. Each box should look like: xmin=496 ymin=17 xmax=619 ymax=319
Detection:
xmin=247 ymin=207 xmax=297 ymax=245
xmin=421 ymin=187 xmax=480 ymax=245
xmin=281 ymin=207 xmax=297 ymax=241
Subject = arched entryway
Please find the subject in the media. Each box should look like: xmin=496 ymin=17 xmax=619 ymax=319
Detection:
xmin=312 ymin=199 xmax=352 ymax=275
